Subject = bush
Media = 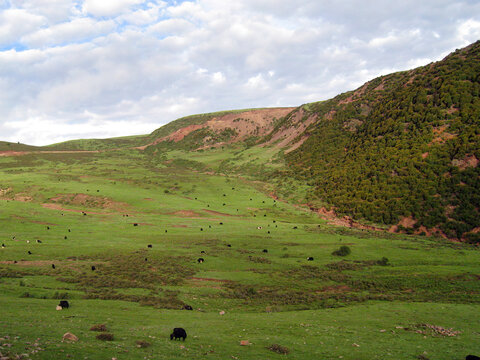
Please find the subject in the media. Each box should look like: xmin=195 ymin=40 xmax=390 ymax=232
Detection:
xmin=267 ymin=344 xmax=290 ymax=354
xmin=376 ymin=257 xmax=390 ymax=266
xmin=332 ymin=246 xmax=351 ymax=256
xmin=96 ymin=333 xmax=114 ymax=341
xmin=90 ymin=324 xmax=108 ymax=332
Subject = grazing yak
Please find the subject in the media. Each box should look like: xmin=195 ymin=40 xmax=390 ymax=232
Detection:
xmin=197 ymin=258 xmax=204 ymax=263
xmin=183 ymin=305 xmax=193 ymax=310
xmin=28 ymin=251 xmax=32 ymax=255
xmin=91 ymin=265 xmax=96 ymax=271
xmin=307 ymin=257 xmax=314 ymax=261
xmin=133 ymin=223 xmax=138 ymax=226
xmin=466 ymin=356 xmax=480 ymax=360
xmin=1 ymin=244 xmax=5 ymax=248
xmin=36 ymin=239 xmax=42 ymax=243
xmin=59 ymin=300 xmax=69 ymax=309
xmin=262 ymin=249 xmax=268 ymax=253
xmin=52 ymin=264 xmax=56 ymax=269
xmin=170 ymin=328 xmax=187 ymax=341
xmin=147 ymin=244 xmax=153 ymax=248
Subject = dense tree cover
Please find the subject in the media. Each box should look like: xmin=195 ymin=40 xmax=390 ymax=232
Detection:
xmin=286 ymin=41 xmax=480 ymax=240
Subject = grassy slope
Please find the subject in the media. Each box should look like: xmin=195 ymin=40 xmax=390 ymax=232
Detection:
xmin=0 ymin=148 xmax=479 ymax=359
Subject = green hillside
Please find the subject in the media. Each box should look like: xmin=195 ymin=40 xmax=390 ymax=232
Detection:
xmin=285 ymin=40 xmax=480 ymax=241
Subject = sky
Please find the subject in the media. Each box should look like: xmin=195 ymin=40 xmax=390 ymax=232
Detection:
xmin=0 ymin=0 xmax=479 ymax=145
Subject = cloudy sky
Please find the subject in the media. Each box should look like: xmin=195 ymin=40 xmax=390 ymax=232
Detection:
xmin=0 ymin=0 xmax=479 ymax=145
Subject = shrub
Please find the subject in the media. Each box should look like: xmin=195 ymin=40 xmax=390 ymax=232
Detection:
xmin=90 ymin=324 xmax=108 ymax=332
xmin=332 ymin=246 xmax=351 ymax=256
xmin=267 ymin=344 xmax=290 ymax=354
xmin=96 ymin=333 xmax=114 ymax=341
xmin=376 ymin=257 xmax=390 ymax=266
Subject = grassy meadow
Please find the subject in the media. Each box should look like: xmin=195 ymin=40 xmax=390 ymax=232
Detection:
xmin=0 ymin=145 xmax=479 ymax=359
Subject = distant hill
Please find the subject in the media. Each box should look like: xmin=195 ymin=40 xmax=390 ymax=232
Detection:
xmin=282 ymin=40 xmax=480 ymax=241
xmin=141 ymin=41 xmax=479 ymax=240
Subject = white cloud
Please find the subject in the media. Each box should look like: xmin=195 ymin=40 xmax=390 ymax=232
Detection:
xmin=82 ymin=0 xmax=146 ymax=17
xmin=22 ymin=17 xmax=116 ymax=47
xmin=457 ymin=19 xmax=480 ymax=45
xmin=0 ymin=8 xmax=45 ymax=44
xmin=0 ymin=0 xmax=479 ymax=145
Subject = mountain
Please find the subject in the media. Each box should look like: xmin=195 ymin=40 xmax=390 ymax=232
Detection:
xmin=282 ymin=40 xmax=480 ymax=241
xmin=141 ymin=40 xmax=480 ymax=241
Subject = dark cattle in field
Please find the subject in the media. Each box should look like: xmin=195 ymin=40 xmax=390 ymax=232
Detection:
xmin=28 ymin=251 xmax=32 ymax=255
xmin=197 ymin=258 xmax=204 ymax=263
xmin=46 ymin=226 xmax=50 ymax=230
xmin=82 ymin=212 xmax=87 ymax=216
xmin=165 ymin=230 xmax=168 ymax=233
xmin=147 ymin=244 xmax=152 ymax=248
xmin=209 ymin=225 xmax=211 ymax=228
xmin=267 ymin=231 xmax=270 ymax=234
xmin=200 ymin=228 xmax=203 ymax=231
xmin=219 ymin=222 xmax=223 ymax=225
xmin=52 ymin=264 xmax=56 ymax=269
xmin=133 ymin=223 xmax=138 ymax=226
xmin=145 ymin=258 xmax=148 ymax=261
xmin=64 ymin=236 xmax=67 ymax=239
xmin=307 ymin=257 xmax=314 ymax=261
xmin=68 ymin=229 xmax=71 ymax=232
xmin=183 ymin=305 xmax=193 ymax=310
xmin=36 ymin=239 xmax=42 ymax=243
xmin=466 ymin=356 xmax=480 ymax=360
xmin=226 ymin=244 xmax=231 ymax=247
xmin=1 ymin=244 xmax=5 ymax=248
xmin=170 ymin=328 xmax=187 ymax=341
xmin=59 ymin=300 xmax=69 ymax=309
xmin=91 ymin=265 xmax=96 ymax=271
xmin=262 ymin=249 xmax=268 ymax=253
xmin=200 ymin=251 xmax=205 ymax=254
xmin=293 ymin=226 xmax=298 ymax=229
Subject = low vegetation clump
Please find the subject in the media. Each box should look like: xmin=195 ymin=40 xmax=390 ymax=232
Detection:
xmin=90 ymin=324 xmax=108 ymax=332
xmin=96 ymin=333 xmax=114 ymax=341
xmin=332 ymin=245 xmax=351 ymax=256
xmin=267 ymin=344 xmax=290 ymax=354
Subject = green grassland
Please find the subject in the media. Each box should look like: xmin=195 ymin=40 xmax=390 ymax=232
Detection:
xmin=0 ymin=147 xmax=479 ymax=360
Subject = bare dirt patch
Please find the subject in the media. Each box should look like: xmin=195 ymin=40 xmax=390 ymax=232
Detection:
xmin=265 ymin=109 xmax=318 ymax=149
xmin=12 ymin=215 xmax=56 ymax=226
xmin=41 ymin=203 xmax=109 ymax=215
xmin=47 ymin=193 xmax=128 ymax=211
xmin=202 ymin=209 xmax=234 ymax=217
xmin=313 ymin=206 xmax=383 ymax=231
xmin=451 ymin=154 xmax=478 ymax=170
xmin=171 ymin=210 xmax=202 ymax=217
xmin=140 ymin=108 xmax=295 ymax=149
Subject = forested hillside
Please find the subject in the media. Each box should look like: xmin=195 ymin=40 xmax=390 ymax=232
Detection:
xmin=285 ymin=41 xmax=480 ymax=241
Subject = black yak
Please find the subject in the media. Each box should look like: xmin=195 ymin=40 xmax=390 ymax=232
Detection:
xmin=59 ymin=300 xmax=69 ymax=309
xmin=170 ymin=328 xmax=187 ymax=341
xmin=197 ymin=258 xmax=204 ymax=263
